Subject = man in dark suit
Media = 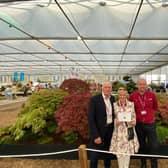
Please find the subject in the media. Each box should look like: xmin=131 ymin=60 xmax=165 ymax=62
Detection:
xmin=88 ymin=81 xmax=115 ymax=168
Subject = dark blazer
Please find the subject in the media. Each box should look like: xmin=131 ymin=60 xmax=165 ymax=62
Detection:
xmin=88 ymin=93 xmax=115 ymax=145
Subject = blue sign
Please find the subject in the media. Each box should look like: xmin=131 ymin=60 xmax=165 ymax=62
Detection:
xmin=13 ymin=71 xmax=18 ymax=81
xmin=20 ymin=72 xmax=24 ymax=81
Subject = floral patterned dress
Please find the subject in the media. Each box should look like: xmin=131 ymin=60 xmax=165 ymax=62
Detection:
xmin=109 ymin=100 xmax=139 ymax=158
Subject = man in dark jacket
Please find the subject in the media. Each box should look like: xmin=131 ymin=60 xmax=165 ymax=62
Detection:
xmin=88 ymin=81 xmax=115 ymax=168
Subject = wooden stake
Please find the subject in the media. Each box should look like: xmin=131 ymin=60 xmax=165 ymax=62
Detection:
xmin=78 ymin=144 xmax=88 ymax=168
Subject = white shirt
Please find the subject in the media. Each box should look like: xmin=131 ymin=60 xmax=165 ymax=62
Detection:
xmin=102 ymin=93 xmax=112 ymax=124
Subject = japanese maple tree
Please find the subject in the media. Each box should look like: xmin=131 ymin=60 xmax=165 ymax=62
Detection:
xmin=55 ymin=79 xmax=91 ymax=143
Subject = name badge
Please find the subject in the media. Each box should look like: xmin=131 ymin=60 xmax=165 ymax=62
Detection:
xmin=141 ymin=110 xmax=147 ymax=115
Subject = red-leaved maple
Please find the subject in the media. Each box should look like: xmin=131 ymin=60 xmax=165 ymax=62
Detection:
xmin=55 ymin=92 xmax=91 ymax=139
xmin=157 ymin=101 xmax=168 ymax=125
xmin=59 ymin=78 xmax=90 ymax=94
xmin=55 ymin=78 xmax=92 ymax=142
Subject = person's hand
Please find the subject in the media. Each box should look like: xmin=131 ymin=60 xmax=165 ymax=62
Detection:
xmin=94 ymin=137 xmax=102 ymax=144
xmin=129 ymin=119 xmax=136 ymax=126
xmin=115 ymin=118 xmax=123 ymax=126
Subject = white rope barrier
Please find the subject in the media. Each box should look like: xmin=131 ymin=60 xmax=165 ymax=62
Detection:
xmin=0 ymin=149 xmax=78 ymax=158
xmin=0 ymin=147 xmax=167 ymax=159
xmin=86 ymin=148 xmax=168 ymax=159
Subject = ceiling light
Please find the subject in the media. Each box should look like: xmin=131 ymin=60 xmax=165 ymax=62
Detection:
xmin=99 ymin=1 xmax=106 ymax=6
xmin=37 ymin=4 xmax=45 ymax=7
xmin=77 ymin=36 xmax=82 ymax=40
xmin=37 ymin=0 xmax=52 ymax=7
xmin=162 ymin=0 xmax=168 ymax=7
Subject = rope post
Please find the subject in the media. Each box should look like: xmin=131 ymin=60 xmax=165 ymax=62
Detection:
xmin=78 ymin=144 xmax=88 ymax=168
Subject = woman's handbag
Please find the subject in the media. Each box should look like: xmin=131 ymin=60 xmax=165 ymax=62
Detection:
xmin=127 ymin=127 xmax=134 ymax=141
xmin=125 ymin=122 xmax=134 ymax=141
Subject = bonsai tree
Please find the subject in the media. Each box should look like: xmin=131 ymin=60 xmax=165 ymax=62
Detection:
xmin=112 ymin=81 xmax=126 ymax=92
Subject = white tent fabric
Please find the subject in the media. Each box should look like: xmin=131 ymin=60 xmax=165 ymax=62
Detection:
xmin=0 ymin=0 xmax=168 ymax=77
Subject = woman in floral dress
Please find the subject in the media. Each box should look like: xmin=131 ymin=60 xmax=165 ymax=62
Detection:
xmin=109 ymin=88 xmax=139 ymax=168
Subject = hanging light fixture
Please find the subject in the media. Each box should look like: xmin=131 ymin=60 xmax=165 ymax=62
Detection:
xmin=162 ymin=0 xmax=168 ymax=7
xmin=77 ymin=36 xmax=82 ymax=40
xmin=99 ymin=1 xmax=106 ymax=6
xmin=37 ymin=0 xmax=52 ymax=7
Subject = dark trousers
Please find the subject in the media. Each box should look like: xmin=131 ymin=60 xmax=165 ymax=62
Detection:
xmin=90 ymin=125 xmax=113 ymax=168
xmin=136 ymin=122 xmax=158 ymax=168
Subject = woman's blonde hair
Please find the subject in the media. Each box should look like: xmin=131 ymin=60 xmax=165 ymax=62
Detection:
xmin=117 ymin=87 xmax=128 ymax=95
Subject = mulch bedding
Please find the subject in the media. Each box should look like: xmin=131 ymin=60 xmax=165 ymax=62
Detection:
xmin=0 ymin=158 xmax=167 ymax=168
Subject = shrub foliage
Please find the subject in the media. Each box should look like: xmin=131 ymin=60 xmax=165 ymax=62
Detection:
xmin=0 ymin=89 xmax=67 ymax=144
xmin=59 ymin=78 xmax=90 ymax=94
xmin=55 ymin=92 xmax=91 ymax=140
xmin=156 ymin=93 xmax=168 ymax=144
xmin=55 ymin=78 xmax=91 ymax=143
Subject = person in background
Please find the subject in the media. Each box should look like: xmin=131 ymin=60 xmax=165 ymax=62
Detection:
xmin=12 ymin=84 xmax=17 ymax=99
xmin=23 ymin=83 xmax=29 ymax=97
xmin=110 ymin=87 xmax=139 ymax=168
xmin=129 ymin=78 xmax=158 ymax=168
xmin=5 ymin=85 xmax=12 ymax=100
xmin=166 ymin=83 xmax=168 ymax=95
xmin=88 ymin=81 xmax=115 ymax=168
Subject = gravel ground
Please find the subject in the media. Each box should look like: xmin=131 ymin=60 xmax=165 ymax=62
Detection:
xmin=0 ymin=98 xmax=167 ymax=168
xmin=0 ymin=98 xmax=26 ymax=128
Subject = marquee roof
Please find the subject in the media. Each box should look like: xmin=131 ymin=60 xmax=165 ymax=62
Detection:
xmin=0 ymin=0 xmax=168 ymax=77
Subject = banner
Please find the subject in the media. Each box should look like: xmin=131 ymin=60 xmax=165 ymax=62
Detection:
xmin=20 ymin=72 xmax=24 ymax=81
xmin=13 ymin=71 xmax=18 ymax=81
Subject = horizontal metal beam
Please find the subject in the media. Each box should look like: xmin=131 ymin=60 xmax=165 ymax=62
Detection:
xmin=0 ymin=60 xmax=166 ymax=63
xmin=0 ymin=52 xmax=168 ymax=55
xmin=1 ymin=37 xmax=168 ymax=41
xmin=0 ymin=64 xmax=157 ymax=67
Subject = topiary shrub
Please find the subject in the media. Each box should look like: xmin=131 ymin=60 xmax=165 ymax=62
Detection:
xmin=112 ymin=81 xmax=126 ymax=92
xmin=122 ymin=76 xmax=136 ymax=94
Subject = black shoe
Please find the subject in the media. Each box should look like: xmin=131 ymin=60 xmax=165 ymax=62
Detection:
xmin=141 ymin=158 xmax=147 ymax=168
xmin=141 ymin=165 xmax=147 ymax=168
xmin=151 ymin=158 xmax=158 ymax=168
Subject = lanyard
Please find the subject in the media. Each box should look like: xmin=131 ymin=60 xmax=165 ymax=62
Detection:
xmin=138 ymin=95 xmax=146 ymax=110
xmin=118 ymin=100 xmax=126 ymax=111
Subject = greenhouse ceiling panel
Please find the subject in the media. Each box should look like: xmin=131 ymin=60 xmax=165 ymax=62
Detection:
xmin=0 ymin=0 xmax=168 ymax=76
